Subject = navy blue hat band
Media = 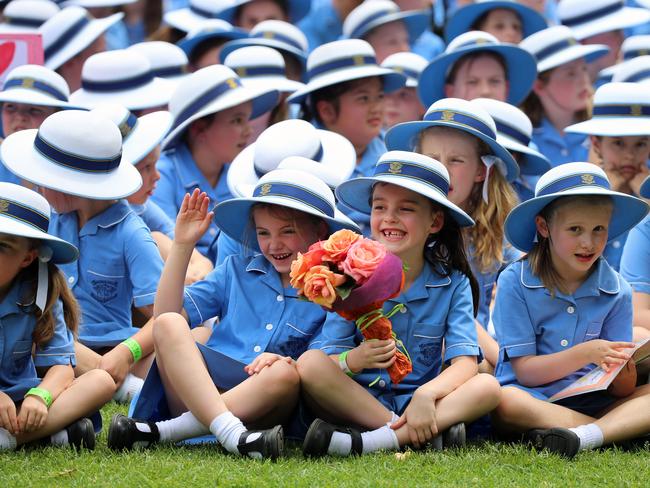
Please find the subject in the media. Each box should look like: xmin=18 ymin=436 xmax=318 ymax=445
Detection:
xmin=5 ymin=16 xmax=43 ymax=27
xmin=374 ymin=161 xmax=450 ymax=196
xmin=3 ymin=78 xmax=67 ymax=102
xmin=593 ymin=104 xmax=650 ymax=116
xmin=562 ymin=1 xmax=623 ymax=27
xmin=535 ymin=38 xmax=579 ymax=64
xmin=171 ymin=77 xmax=242 ymax=132
xmin=350 ymin=9 xmax=393 ymax=39
xmin=621 ymin=69 xmax=650 ymax=83
xmin=0 ymin=197 xmax=49 ymax=233
xmin=495 ymin=120 xmax=530 ymax=146
xmin=117 ymin=111 xmax=138 ymax=140
xmin=252 ymin=31 xmax=304 ymax=51
xmin=624 ymin=49 xmax=650 ymax=60
xmin=152 ymin=66 xmax=188 ymax=78
xmin=81 ymin=71 xmax=154 ymax=93
xmin=424 ymin=109 xmax=496 ymax=140
xmin=44 ymin=16 xmax=90 ymax=60
xmin=537 ymin=173 xmax=610 ymax=197
xmin=34 ymin=132 xmax=122 ymax=173
xmin=235 ymin=66 xmax=285 ymax=78
xmin=391 ymin=67 xmax=420 ymax=80
xmin=307 ymin=55 xmax=377 ymax=80
xmin=252 ymin=182 xmax=334 ymax=217
xmin=190 ymin=5 xmax=219 ymax=19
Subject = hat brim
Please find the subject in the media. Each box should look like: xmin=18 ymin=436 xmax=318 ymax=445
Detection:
xmin=69 ymin=77 xmax=174 ymax=111
xmin=385 ymin=119 xmax=519 ymax=182
xmin=177 ymin=29 xmax=248 ymax=57
xmin=444 ymin=2 xmax=547 ymax=43
xmin=0 ymin=215 xmax=78 ymax=264
xmin=163 ymin=9 xmax=208 ymax=33
xmin=44 ymin=13 xmax=124 ymax=70
xmin=349 ymin=11 xmax=430 ymax=43
xmin=217 ymin=0 xmax=309 ymax=24
xmin=505 ymin=187 xmax=649 ymax=252
xmin=564 ymin=117 xmax=650 ymax=137
xmin=214 ymin=196 xmax=360 ymax=251
xmin=62 ymin=0 xmax=136 ymax=7
xmin=287 ymin=68 xmax=406 ymax=104
xmin=162 ymin=85 xmax=279 ymax=150
xmin=219 ymin=38 xmax=307 ymax=69
xmin=123 ymin=111 xmax=173 ymax=165
xmin=571 ymin=7 xmax=650 ymax=40
xmin=417 ymin=44 xmax=537 ymax=107
xmin=227 ymin=129 xmax=357 ymax=197
xmin=497 ymin=134 xmax=551 ymax=175
xmin=0 ymin=24 xmax=41 ymax=33
xmin=0 ymin=88 xmax=83 ymax=109
xmin=240 ymin=76 xmax=304 ymax=94
xmin=336 ymin=175 xmax=474 ymax=228
xmin=1 ymin=128 xmax=142 ymax=200
xmin=640 ymin=175 xmax=650 ymax=198
xmin=537 ymin=43 xmax=609 ymax=73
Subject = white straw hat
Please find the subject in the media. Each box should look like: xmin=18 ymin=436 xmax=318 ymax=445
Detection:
xmin=163 ymin=64 xmax=279 ymax=150
xmin=558 ymin=0 xmax=650 ymax=40
xmin=177 ymin=19 xmax=247 ymax=60
xmin=89 ymin=104 xmax=172 ymax=165
xmin=128 ymin=41 xmax=190 ymax=88
xmin=227 ymin=119 xmax=356 ymax=197
xmin=69 ymin=50 xmax=174 ymax=110
xmin=40 ymin=6 xmax=123 ymax=70
xmin=599 ymin=35 xmax=650 ymax=81
xmin=520 ymin=25 xmax=609 ymax=73
xmin=1 ymin=110 xmax=142 ymax=200
xmin=381 ymin=51 xmax=427 ymax=88
xmin=286 ymin=39 xmax=406 ymax=105
xmin=217 ymin=0 xmax=309 ymax=25
xmin=0 ymin=0 xmax=59 ymax=33
xmin=62 ymin=0 xmax=136 ymax=7
xmin=0 ymin=64 xmax=80 ymax=109
xmin=164 ymin=0 xmax=232 ymax=33
xmin=343 ymin=0 xmax=429 ymax=43
xmin=610 ymin=55 xmax=650 ymax=83
xmin=565 ymin=82 xmax=650 ymax=136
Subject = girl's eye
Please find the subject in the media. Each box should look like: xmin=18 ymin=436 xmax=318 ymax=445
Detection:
xmin=29 ymin=109 xmax=44 ymax=118
xmin=282 ymin=229 xmax=296 ymax=235
xmin=256 ymin=230 xmax=269 ymax=237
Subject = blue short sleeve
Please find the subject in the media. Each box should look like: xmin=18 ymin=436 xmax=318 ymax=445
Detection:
xmin=183 ymin=259 xmax=229 ymax=326
xmin=443 ymin=273 xmax=481 ymax=363
xmin=151 ymin=152 xmax=181 ymax=221
xmin=600 ymin=277 xmax=634 ymax=342
xmin=125 ymin=225 xmax=164 ymax=308
xmin=140 ymin=200 xmax=175 ymax=238
xmin=33 ymin=300 xmax=76 ymax=368
xmin=620 ymin=217 xmax=650 ymax=295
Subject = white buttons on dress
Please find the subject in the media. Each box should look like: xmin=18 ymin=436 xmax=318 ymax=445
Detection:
xmin=378 ymin=380 xmax=386 ymax=388
xmin=399 ymin=306 xmax=407 ymax=313
xmin=567 ymin=306 xmax=575 ymax=314
xmin=265 ymin=323 xmax=273 ymax=330
xmin=68 ymin=276 xmax=75 ymax=284
xmin=560 ymin=339 xmax=568 ymax=347
xmin=561 ymin=149 xmax=568 ymax=156
xmin=276 ymin=295 xmax=283 ymax=302
xmin=253 ymin=345 xmax=261 ymax=352
xmin=612 ymin=240 xmax=621 ymax=249
xmin=209 ymin=228 xmax=217 ymax=236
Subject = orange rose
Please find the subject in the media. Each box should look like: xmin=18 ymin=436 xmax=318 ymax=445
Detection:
xmin=302 ymin=265 xmax=347 ymax=308
xmin=290 ymin=246 xmax=324 ymax=291
xmin=342 ymin=238 xmax=387 ymax=285
xmin=322 ymin=229 xmax=361 ymax=263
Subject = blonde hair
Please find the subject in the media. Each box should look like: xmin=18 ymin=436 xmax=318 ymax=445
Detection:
xmin=416 ymin=126 xmax=519 ymax=273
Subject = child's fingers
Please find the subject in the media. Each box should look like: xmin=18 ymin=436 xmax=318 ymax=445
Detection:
xmin=179 ymin=192 xmax=190 ymax=213
xmin=610 ymin=341 xmax=636 ymax=350
xmin=390 ymin=415 xmax=406 ymax=430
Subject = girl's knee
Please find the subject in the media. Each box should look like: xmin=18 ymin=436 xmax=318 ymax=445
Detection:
xmin=493 ymin=387 xmax=526 ymax=419
xmin=261 ymin=360 xmax=300 ymax=395
xmin=153 ymin=312 xmax=187 ymax=347
xmin=79 ymin=368 xmax=117 ymax=397
xmin=474 ymin=373 xmax=502 ymax=407
xmin=296 ymin=349 xmax=331 ymax=380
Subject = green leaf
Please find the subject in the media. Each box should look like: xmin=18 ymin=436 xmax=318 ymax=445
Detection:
xmin=336 ymin=282 xmax=355 ymax=300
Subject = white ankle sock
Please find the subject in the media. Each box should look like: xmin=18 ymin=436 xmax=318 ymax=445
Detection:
xmin=50 ymin=429 xmax=69 ymax=446
xmin=327 ymin=431 xmax=352 ymax=456
xmin=113 ymin=374 xmax=144 ymax=403
xmin=209 ymin=411 xmax=247 ymax=454
xmin=155 ymin=411 xmax=209 ymax=443
xmin=327 ymin=413 xmax=400 ymax=456
xmin=0 ymin=428 xmax=17 ymax=450
xmin=569 ymin=423 xmax=604 ymax=451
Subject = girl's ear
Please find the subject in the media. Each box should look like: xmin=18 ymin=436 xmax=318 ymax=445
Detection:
xmin=188 ymin=118 xmax=209 ymax=141
xmin=535 ymin=215 xmax=550 ymax=238
xmin=590 ymin=135 xmax=602 ymax=158
xmin=429 ymin=209 xmax=445 ymax=234
xmin=317 ymin=220 xmax=329 ymax=240
xmin=532 ymin=77 xmax=546 ymax=97
xmin=20 ymin=248 xmax=38 ymax=269
xmin=474 ymin=158 xmax=487 ymax=183
xmin=444 ymin=83 xmax=455 ymax=98
xmin=316 ymin=100 xmax=337 ymax=125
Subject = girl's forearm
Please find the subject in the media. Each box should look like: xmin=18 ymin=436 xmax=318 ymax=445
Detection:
xmin=511 ymin=343 xmax=590 ymax=387
xmin=154 ymin=242 xmax=194 ymax=317
xmin=417 ymin=356 xmax=478 ymax=400
xmin=36 ymin=365 xmax=75 ymax=401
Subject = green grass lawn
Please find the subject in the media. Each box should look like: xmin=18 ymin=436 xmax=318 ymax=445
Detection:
xmin=1 ymin=402 xmax=649 ymax=487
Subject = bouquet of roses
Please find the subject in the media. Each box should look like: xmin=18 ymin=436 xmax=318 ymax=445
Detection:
xmin=290 ymin=229 xmax=412 ymax=384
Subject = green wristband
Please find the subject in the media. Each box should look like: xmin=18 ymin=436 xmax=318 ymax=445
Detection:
xmin=338 ymin=350 xmax=355 ymax=377
xmin=25 ymin=387 xmax=52 ymax=408
xmin=121 ymin=338 xmax=142 ymax=363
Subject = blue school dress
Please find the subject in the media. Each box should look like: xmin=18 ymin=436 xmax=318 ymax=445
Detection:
xmin=0 ymin=281 xmax=75 ymax=402
xmin=315 ymin=264 xmax=480 ymax=415
xmin=214 ymin=232 xmax=243 ymax=267
xmin=620 ymin=215 xmax=650 ymax=295
xmin=130 ymin=200 xmax=175 ymax=238
xmin=50 ymin=201 xmax=164 ymax=348
xmin=493 ymin=258 xmax=632 ymax=401
xmin=298 ymin=1 xmax=343 ymax=52
xmin=602 ymin=230 xmax=629 ymax=272
xmin=0 ymin=164 xmax=20 ymax=185
xmin=151 ymin=143 xmax=233 ymax=260
xmin=411 ymin=30 xmax=445 ymax=61
xmin=531 ymin=118 xmax=589 ymax=168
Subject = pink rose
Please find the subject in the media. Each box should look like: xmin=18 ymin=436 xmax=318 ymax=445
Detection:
xmin=341 ymin=238 xmax=387 ymax=285
xmin=302 ymin=265 xmax=347 ymax=308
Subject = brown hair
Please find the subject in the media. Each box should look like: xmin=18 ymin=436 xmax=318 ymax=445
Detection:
xmin=446 ymin=51 xmax=507 ymax=85
xmin=527 ymin=195 xmax=613 ymax=295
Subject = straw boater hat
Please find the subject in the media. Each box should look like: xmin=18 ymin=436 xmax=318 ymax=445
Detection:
xmin=69 ymin=50 xmax=174 ymax=110
xmin=215 ymin=167 xmax=360 ymax=252
xmin=444 ymin=0 xmax=547 ymax=43
xmin=40 ymin=6 xmax=123 ymax=70
xmin=417 ymin=30 xmax=537 ymax=107
xmin=286 ymin=39 xmax=406 ymax=105
xmin=177 ymin=19 xmax=247 ymax=60
xmin=0 ymin=64 xmax=80 ymax=109
xmin=558 ymin=0 xmax=650 ymax=40
xmin=217 ymin=0 xmax=310 ymax=25
xmin=128 ymin=41 xmax=190 ymax=88
xmin=505 ymin=162 xmax=649 ymax=252
xmin=227 ymin=119 xmax=356 ymax=197
xmin=385 ymin=97 xmax=519 ymax=183
xmin=62 ymin=0 xmax=136 ymax=7
xmin=336 ymin=150 xmax=474 ymax=228
xmin=380 ymin=51 xmax=427 ymax=88
xmin=343 ymin=0 xmax=429 ymax=43
xmin=162 ymin=64 xmax=279 ymax=150
xmin=1 ymin=110 xmax=142 ymax=200
xmin=223 ymin=46 xmax=304 ymax=94
xmin=89 ymin=104 xmax=172 ymax=166
xmin=565 ymin=82 xmax=650 ymax=136
xmin=599 ymin=35 xmax=650 ymax=81
xmin=472 ymin=97 xmax=550 ymax=176
xmin=164 ymin=0 xmax=235 ymax=33
xmin=611 ymin=56 xmax=650 ymax=83
xmin=0 ymin=0 xmax=60 ymax=33
xmin=520 ymin=25 xmax=609 ymax=74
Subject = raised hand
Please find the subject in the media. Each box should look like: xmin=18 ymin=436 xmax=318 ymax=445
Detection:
xmin=174 ymin=189 xmax=214 ymax=247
